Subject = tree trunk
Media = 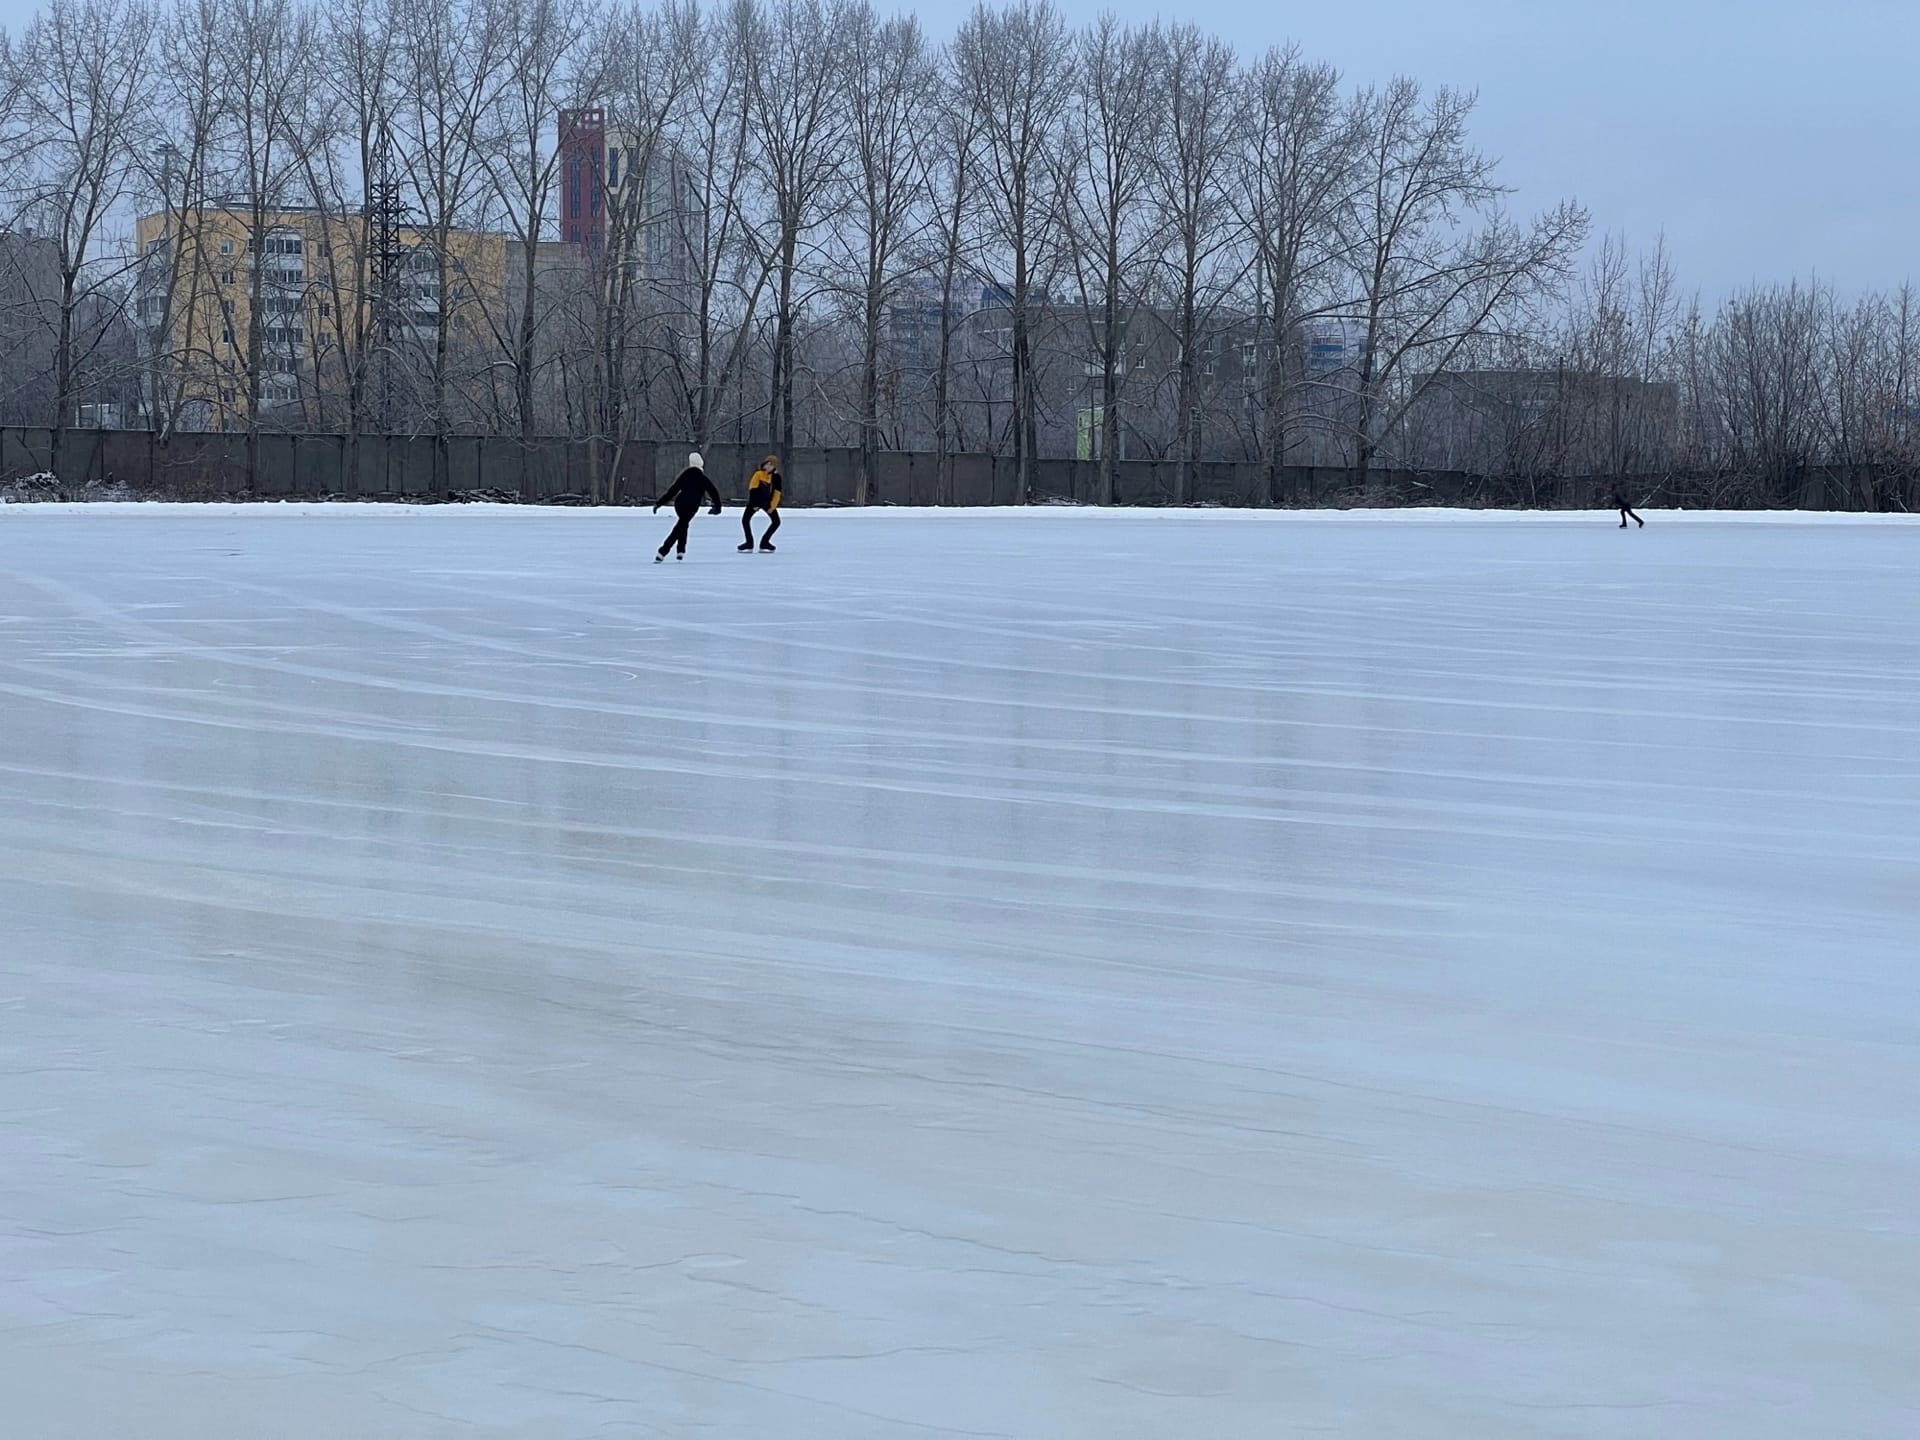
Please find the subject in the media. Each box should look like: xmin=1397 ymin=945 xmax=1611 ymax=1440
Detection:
xmin=934 ymin=255 xmax=956 ymax=505
xmin=53 ymin=266 xmax=76 ymax=482
xmin=516 ymin=236 xmax=538 ymax=444
xmin=861 ymin=280 xmax=880 ymax=505
xmin=1099 ymin=232 xmax=1119 ymax=505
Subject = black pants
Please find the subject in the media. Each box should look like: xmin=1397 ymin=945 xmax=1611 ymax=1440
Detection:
xmin=744 ymin=495 xmax=781 ymax=544
xmin=660 ymin=506 xmax=699 ymax=555
xmin=1618 ymin=506 xmax=1643 ymax=527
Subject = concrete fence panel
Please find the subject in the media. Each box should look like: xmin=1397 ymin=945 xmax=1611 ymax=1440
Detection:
xmin=442 ymin=435 xmax=481 ymax=495
xmin=397 ymin=436 xmax=437 ymax=496
xmin=873 ymin=451 xmax=912 ymax=507
xmin=255 ymin=434 xmax=299 ymax=496
xmin=294 ymin=433 xmax=343 ymax=498
xmin=100 ymin=430 xmax=151 ymax=490
xmin=946 ymin=453 xmax=991 ymax=507
xmin=3 ymin=427 xmax=54 ymax=478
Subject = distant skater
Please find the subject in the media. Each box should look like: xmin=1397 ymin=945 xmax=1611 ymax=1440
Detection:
xmin=740 ymin=453 xmax=783 ymax=552
xmin=654 ymin=451 xmax=723 ymax=562
xmin=1610 ymin=485 xmax=1644 ymax=528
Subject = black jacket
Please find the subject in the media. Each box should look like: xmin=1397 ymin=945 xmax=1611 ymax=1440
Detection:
xmin=659 ymin=466 xmax=722 ymax=516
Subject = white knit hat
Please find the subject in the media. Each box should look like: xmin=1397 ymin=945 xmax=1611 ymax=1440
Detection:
xmin=688 ymin=450 xmax=704 ymax=469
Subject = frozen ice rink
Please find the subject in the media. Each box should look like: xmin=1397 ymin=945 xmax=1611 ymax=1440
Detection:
xmin=3 ymin=505 xmax=1917 ymax=1438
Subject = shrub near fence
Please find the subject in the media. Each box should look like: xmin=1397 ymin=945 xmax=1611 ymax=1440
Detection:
xmin=3 ymin=427 xmax=1916 ymax=511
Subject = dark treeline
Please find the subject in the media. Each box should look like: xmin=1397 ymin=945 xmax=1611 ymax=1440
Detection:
xmin=0 ymin=0 xmax=1914 ymax=508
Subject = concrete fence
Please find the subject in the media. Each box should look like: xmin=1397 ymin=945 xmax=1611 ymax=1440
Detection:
xmin=4 ymin=426 xmax=1915 ymax=512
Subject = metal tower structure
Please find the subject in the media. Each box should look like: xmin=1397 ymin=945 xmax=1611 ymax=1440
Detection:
xmin=365 ymin=122 xmax=410 ymax=428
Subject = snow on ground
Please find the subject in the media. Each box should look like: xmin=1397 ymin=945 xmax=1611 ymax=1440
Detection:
xmin=1 ymin=509 xmax=1916 ymax=1438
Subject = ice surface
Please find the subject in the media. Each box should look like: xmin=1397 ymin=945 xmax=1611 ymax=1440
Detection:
xmin=2 ymin=507 xmax=1917 ymax=1438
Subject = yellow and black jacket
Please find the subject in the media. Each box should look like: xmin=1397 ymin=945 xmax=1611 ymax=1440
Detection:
xmin=748 ymin=465 xmax=782 ymax=509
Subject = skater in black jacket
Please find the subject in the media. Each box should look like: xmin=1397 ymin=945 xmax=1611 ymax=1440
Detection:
xmin=654 ymin=452 xmax=723 ymax=561
xmin=1609 ymin=484 xmax=1645 ymax=528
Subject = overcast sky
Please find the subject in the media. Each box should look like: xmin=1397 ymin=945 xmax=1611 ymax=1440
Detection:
xmin=0 ymin=0 xmax=1903 ymax=299
xmin=1040 ymin=0 xmax=1915 ymax=301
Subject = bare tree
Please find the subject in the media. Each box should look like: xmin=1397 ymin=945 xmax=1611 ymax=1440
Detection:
xmin=303 ymin=0 xmax=399 ymax=451
xmin=1053 ymin=15 xmax=1160 ymax=503
xmin=660 ymin=0 xmax=769 ymax=449
xmin=210 ymin=0 xmax=326 ymax=486
xmin=1707 ymin=280 xmax=1825 ymax=504
xmin=485 ymin=0 xmax=595 ymax=444
xmin=1233 ymin=48 xmax=1358 ymax=497
xmin=743 ymin=0 xmax=850 ymax=456
xmin=1 ymin=0 xmax=159 ymax=471
xmin=392 ymin=0 xmax=512 ymax=452
xmin=1869 ymin=282 xmax=1920 ymax=509
xmin=1151 ymin=22 xmax=1240 ymax=502
xmin=584 ymin=0 xmax=702 ymax=495
xmin=134 ymin=0 xmax=224 ymax=438
xmin=837 ymin=3 xmax=933 ymax=500
xmin=954 ymin=0 xmax=1071 ymax=502
xmin=1817 ymin=288 xmax=1888 ymax=508
xmin=1344 ymin=78 xmax=1586 ymax=482
xmin=924 ymin=53 xmax=983 ymax=499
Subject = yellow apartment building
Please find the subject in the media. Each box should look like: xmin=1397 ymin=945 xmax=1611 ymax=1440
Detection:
xmin=134 ymin=204 xmax=510 ymax=431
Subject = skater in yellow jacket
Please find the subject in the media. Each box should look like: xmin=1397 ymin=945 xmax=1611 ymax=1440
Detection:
xmin=740 ymin=454 xmax=782 ymax=552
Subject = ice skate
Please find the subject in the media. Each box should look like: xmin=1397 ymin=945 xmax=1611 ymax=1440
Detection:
xmin=738 ymin=541 xmax=755 ymax=552
xmin=759 ymin=541 xmax=776 ymax=552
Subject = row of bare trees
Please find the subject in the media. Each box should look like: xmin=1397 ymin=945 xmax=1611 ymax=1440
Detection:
xmin=0 ymin=0 xmax=1913 ymax=505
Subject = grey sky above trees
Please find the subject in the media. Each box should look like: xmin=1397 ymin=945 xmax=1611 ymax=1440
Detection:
xmin=1015 ymin=0 xmax=1917 ymax=299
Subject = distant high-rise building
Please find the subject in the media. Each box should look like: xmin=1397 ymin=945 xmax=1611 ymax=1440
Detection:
xmin=557 ymin=108 xmax=607 ymax=253
xmin=1303 ymin=317 xmax=1366 ymax=377
xmin=555 ymin=110 xmax=694 ymax=295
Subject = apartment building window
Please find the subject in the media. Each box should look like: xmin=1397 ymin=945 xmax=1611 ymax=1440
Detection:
xmin=222 ymin=298 xmax=234 ymax=315
xmin=221 ymin=270 xmax=234 ymax=285
xmin=220 ymin=239 xmax=233 ymax=255
xmin=221 ymin=328 xmax=233 ymax=344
